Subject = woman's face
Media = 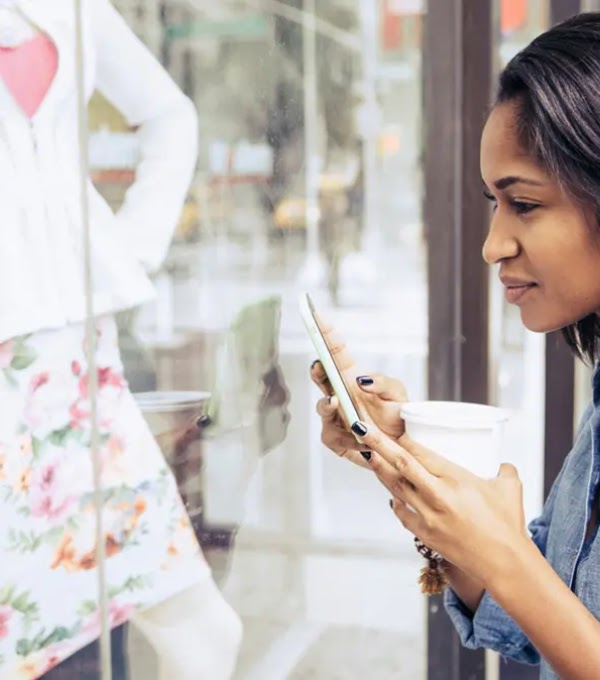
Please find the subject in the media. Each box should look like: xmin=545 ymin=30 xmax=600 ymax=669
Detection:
xmin=481 ymin=101 xmax=600 ymax=333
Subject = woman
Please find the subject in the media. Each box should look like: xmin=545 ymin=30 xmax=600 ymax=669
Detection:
xmin=0 ymin=2 xmax=240 ymax=679
xmin=313 ymin=13 xmax=600 ymax=680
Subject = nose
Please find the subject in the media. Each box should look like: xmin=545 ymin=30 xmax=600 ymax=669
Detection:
xmin=481 ymin=212 xmax=520 ymax=265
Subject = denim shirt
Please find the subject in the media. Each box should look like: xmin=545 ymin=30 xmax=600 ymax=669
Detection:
xmin=445 ymin=366 xmax=600 ymax=680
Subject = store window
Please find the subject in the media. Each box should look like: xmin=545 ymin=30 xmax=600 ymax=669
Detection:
xmin=4 ymin=2 xmax=581 ymax=679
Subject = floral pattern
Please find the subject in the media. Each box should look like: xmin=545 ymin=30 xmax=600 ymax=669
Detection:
xmin=0 ymin=317 xmax=208 ymax=679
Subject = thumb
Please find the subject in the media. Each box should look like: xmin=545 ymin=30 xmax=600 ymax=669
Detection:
xmin=497 ymin=462 xmax=519 ymax=479
xmin=356 ymin=374 xmax=407 ymax=402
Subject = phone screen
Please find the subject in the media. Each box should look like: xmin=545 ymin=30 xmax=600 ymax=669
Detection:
xmin=306 ymin=294 xmax=363 ymax=420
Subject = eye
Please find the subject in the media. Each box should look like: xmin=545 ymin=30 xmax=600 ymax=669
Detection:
xmin=483 ymin=190 xmax=497 ymax=210
xmin=511 ymin=200 xmax=539 ymax=215
xmin=483 ymin=190 xmax=540 ymax=216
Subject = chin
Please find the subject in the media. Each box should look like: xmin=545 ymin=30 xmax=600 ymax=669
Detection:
xmin=519 ymin=309 xmax=570 ymax=334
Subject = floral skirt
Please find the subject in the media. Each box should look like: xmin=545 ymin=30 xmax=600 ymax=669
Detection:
xmin=0 ymin=317 xmax=209 ymax=679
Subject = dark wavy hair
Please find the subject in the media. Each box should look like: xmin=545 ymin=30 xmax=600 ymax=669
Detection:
xmin=497 ymin=13 xmax=600 ymax=365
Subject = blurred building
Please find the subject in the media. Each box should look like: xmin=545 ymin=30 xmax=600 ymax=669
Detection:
xmin=112 ymin=0 xmax=163 ymax=56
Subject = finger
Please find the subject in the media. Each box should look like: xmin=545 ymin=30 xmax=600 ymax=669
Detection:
xmin=399 ymin=434 xmax=464 ymax=478
xmin=367 ymin=451 xmax=427 ymax=514
xmin=343 ymin=419 xmax=403 ymax=470
xmin=341 ymin=449 xmax=372 ymax=469
xmin=320 ymin=424 xmax=372 ymax=470
xmin=355 ymin=374 xmax=407 ymax=402
xmin=196 ymin=414 xmax=212 ymax=429
xmin=497 ymin=462 xmax=519 ymax=479
xmin=310 ymin=360 xmax=334 ymax=397
xmin=322 ymin=427 xmax=363 ymax=457
xmin=316 ymin=395 xmax=360 ymax=443
xmin=320 ymin=404 xmax=369 ymax=456
xmin=389 ymin=497 xmax=420 ymax=535
xmin=315 ymin=320 xmax=356 ymax=374
xmin=316 ymin=395 xmax=339 ymax=422
xmin=352 ymin=421 xmax=437 ymax=493
xmin=364 ymin=449 xmax=400 ymax=491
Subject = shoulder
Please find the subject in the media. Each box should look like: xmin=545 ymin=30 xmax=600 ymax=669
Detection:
xmin=578 ymin=401 xmax=595 ymax=437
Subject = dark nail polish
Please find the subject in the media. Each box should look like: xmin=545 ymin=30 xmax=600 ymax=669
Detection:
xmin=327 ymin=395 xmax=332 ymax=404
xmin=197 ymin=415 xmax=211 ymax=428
xmin=360 ymin=451 xmax=371 ymax=462
xmin=357 ymin=376 xmax=374 ymax=386
xmin=311 ymin=359 xmax=320 ymax=371
xmin=389 ymin=499 xmax=394 ymax=509
xmin=351 ymin=421 xmax=368 ymax=437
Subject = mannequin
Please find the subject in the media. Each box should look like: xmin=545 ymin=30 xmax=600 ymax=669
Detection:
xmin=0 ymin=3 xmax=241 ymax=679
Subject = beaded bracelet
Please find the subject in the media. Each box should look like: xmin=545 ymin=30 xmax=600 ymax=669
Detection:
xmin=414 ymin=537 xmax=448 ymax=595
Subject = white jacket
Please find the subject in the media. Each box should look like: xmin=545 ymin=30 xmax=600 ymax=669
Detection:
xmin=0 ymin=0 xmax=198 ymax=344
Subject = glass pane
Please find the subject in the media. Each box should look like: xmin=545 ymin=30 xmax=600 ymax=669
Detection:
xmin=12 ymin=1 xmax=575 ymax=679
xmin=8 ymin=2 xmax=592 ymax=679
xmin=12 ymin=1 xmax=574 ymax=679
xmin=83 ymin=1 xmax=428 ymax=678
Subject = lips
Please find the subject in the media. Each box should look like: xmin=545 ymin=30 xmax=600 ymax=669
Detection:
xmin=500 ymin=276 xmax=538 ymax=305
xmin=504 ymin=284 xmax=536 ymax=304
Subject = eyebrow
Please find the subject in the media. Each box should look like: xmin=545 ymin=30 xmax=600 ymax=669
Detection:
xmin=493 ymin=176 xmax=546 ymax=190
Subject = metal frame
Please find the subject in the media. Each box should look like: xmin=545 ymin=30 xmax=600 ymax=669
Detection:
xmin=543 ymin=333 xmax=575 ymax=500
xmin=424 ymin=1 xmax=492 ymax=677
xmin=424 ymin=0 xmax=491 ymax=408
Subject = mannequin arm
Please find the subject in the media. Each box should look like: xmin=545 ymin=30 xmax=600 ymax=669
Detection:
xmin=91 ymin=0 xmax=199 ymax=273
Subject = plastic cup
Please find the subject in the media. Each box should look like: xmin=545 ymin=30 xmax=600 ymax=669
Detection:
xmin=399 ymin=401 xmax=509 ymax=478
xmin=134 ymin=390 xmax=211 ymax=514
xmin=134 ymin=390 xmax=211 ymax=437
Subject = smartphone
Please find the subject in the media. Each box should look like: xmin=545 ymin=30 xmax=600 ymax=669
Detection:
xmin=299 ymin=292 xmax=362 ymax=427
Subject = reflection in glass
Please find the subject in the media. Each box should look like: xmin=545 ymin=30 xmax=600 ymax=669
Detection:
xmin=0 ymin=2 xmax=242 ymax=679
xmin=1 ymin=0 xmax=434 ymax=678
xmin=101 ymin=1 xmax=428 ymax=678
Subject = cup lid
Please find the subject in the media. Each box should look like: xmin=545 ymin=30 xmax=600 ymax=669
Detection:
xmin=400 ymin=401 xmax=508 ymax=430
xmin=133 ymin=390 xmax=211 ymax=413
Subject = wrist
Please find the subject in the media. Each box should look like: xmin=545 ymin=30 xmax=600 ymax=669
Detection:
xmin=483 ymin=534 xmax=541 ymax=603
xmin=443 ymin=561 xmax=485 ymax=613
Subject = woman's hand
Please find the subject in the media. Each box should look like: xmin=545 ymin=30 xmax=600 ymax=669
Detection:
xmin=357 ymin=424 xmax=600 ymax=680
xmin=307 ymin=326 xmax=487 ymax=608
xmin=309 ymin=323 xmax=407 ymax=469
xmin=353 ymin=421 xmax=529 ymax=587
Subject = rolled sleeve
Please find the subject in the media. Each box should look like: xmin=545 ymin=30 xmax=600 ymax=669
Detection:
xmin=442 ymin=511 xmax=554 ymax=667
xmin=441 ymin=405 xmax=590 ymax=668
xmin=444 ymin=588 xmax=540 ymax=665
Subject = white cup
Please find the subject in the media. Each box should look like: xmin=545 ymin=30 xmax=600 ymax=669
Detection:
xmin=399 ymin=401 xmax=509 ymax=478
xmin=134 ymin=390 xmax=211 ymax=437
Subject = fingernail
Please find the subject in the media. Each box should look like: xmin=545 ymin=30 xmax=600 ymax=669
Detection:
xmin=357 ymin=376 xmax=374 ymax=386
xmin=311 ymin=359 xmax=320 ymax=371
xmin=360 ymin=451 xmax=371 ymax=462
xmin=389 ymin=499 xmax=394 ymax=509
xmin=327 ymin=395 xmax=332 ymax=405
xmin=197 ymin=415 xmax=211 ymax=428
xmin=351 ymin=421 xmax=368 ymax=437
